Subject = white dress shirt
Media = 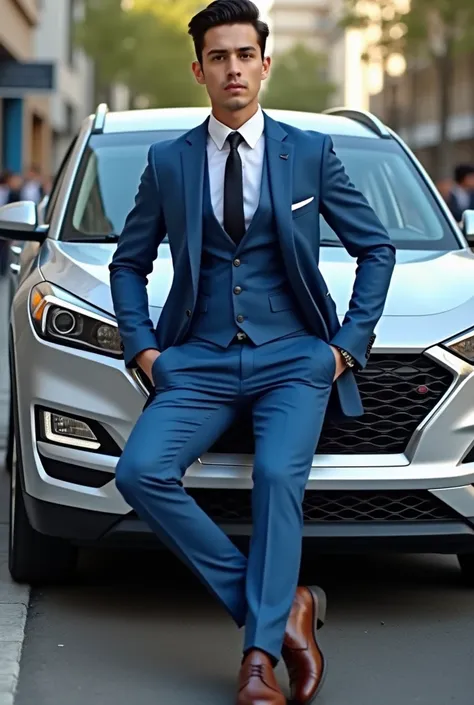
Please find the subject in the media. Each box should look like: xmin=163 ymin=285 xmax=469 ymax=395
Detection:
xmin=207 ymin=106 xmax=265 ymax=231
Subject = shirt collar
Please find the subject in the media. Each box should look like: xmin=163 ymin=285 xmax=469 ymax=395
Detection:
xmin=208 ymin=106 xmax=264 ymax=150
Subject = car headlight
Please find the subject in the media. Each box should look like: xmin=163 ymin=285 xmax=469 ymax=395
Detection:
xmin=443 ymin=330 xmax=474 ymax=364
xmin=30 ymin=282 xmax=122 ymax=358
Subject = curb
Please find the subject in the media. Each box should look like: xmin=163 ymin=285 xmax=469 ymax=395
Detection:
xmin=0 ymin=535 xmax=30 ymax=705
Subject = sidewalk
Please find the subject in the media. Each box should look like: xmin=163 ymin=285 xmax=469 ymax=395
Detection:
xmin=0 ymin=274 xmax=30 ymax=705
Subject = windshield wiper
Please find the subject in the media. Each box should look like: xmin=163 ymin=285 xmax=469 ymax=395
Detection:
xmin=65 ymin=234 xmax=120 ymax=243
xmin=320 ymin=239 xmax=342 ymax=247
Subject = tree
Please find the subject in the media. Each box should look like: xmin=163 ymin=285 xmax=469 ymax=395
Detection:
xmin=75 ymin=0 xmax=208 ymax=109
xmin=262 ymin=44 xmax=335 ymax=113
xmin=342 ymin=0 xmax=474 ymax=178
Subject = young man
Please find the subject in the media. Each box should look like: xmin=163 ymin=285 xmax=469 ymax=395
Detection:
xmin=109 ymin=1 xmax=396 ymax=702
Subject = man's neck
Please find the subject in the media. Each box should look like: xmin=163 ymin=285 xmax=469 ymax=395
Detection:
xmin=211 ymin=102 xmax=260 ymax=130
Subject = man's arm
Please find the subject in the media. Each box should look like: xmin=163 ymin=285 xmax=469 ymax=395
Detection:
xmin=319 ymin=135 xmax=396 ymax=370
xmin=109 ymin=145 xmax=167 ymax=369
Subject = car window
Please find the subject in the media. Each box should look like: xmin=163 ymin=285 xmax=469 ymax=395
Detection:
xmin=319 ymin=141 xmax=446 ymax=248
xmin=62 ymin=130 xmax=459 ymax=251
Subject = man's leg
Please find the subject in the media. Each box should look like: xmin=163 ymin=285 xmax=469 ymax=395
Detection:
xmin=115 ymin=384 xmax=248 ymax=627
xmin=243 ymin=377 xmax=333 ymax=663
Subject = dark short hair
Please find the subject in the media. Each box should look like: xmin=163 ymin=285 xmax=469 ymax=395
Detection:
xmin=188 ymin=0 xmax=269 ymax=65
xmin=454 ymin=164 xmax=474 ymax=184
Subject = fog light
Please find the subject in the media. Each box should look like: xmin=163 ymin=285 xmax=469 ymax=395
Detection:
xmin=42 ymin=412 xmax=100 ymax=450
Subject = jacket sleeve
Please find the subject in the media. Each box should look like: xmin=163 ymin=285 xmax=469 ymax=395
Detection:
xmin=319 ymin=135 xmax=396 ymax=369
xmin=109 ymin=145 xmax=166 ymax=368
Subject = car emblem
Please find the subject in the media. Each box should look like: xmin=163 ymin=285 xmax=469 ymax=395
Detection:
xmin=416 ymin=385 xmax=429 ymax=395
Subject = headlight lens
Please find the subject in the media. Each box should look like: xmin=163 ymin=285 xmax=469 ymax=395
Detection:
xmin=444 ymin=331 xmax=474 ymax=363
xmin=30 ymin=282 xmax=122 ymax=357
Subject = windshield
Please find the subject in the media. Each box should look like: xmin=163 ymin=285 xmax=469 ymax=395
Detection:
xmin=63 ymin=130 xmax=459 ymax=251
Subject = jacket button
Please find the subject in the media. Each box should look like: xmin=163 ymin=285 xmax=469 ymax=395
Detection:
xmin=236 ymin=314 xmax=244 ymax=323
xmin=185 ymin=309 xmax=192 ymax=317
xmin=233 ymin=258 xmax=241 ymax=267
xmin=233 ymin=286 xmax=242 ymax=295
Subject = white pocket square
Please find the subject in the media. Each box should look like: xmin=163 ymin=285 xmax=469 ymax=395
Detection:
xmin=291 ymin=196 xmax=314 ymax=212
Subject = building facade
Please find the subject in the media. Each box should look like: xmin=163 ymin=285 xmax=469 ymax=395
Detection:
xmin=0 ymin=0 xmax=52 ymax=175
xmin=34 ymin=0 xmax=95 ymax=172
xmin=370 ymin=51 xmax=474 ymax=178
xmin=270 ymin=0 xmax=331 ymax=57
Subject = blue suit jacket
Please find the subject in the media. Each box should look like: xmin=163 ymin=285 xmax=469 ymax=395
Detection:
xmin=109 ymin=112 xmax=396 ymax=418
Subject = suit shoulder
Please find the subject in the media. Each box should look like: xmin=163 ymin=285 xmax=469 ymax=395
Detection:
xmin=276 ymin=120 xmax=328 ymax=146
xmin=149 ymin=134 xmax=183 ymax=158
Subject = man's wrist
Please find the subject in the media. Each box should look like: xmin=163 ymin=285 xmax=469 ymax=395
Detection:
xmin=334 ymin=346 xmax=356 ymax=369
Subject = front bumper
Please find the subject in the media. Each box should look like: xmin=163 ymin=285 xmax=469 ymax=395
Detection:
xmin=22 ymin=489 xmax=474 ymax=555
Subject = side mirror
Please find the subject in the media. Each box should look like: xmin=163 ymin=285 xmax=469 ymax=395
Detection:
xmin=0 ymin=201 xmax=46 ymax=242
xmin=462 ymin=209 xmax=474 ymax=247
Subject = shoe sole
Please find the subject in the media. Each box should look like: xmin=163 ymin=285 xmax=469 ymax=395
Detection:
xmin=289 ymin=586 xmax=327 ymax=705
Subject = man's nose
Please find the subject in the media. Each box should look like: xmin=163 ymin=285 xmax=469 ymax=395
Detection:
xmin=227 ymin=57 xmax=241 ymax=77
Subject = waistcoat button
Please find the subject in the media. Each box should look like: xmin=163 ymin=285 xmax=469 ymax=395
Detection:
xmin=185 ymin=309 xmax=192 ymax=317
xmin=233 ymin=286 xmax=242 ymax=295
xmin=233 ymin=258 xmax=241 ymax=267
xmin=236 ymin=314 xmax=244 ymax=323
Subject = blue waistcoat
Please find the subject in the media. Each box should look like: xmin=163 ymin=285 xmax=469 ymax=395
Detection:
xmin=189 ymin=151 xmax=309 ymax=347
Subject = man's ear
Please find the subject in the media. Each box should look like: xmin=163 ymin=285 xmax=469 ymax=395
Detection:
xmin=192 ymin=60 xmax=206 ymax=86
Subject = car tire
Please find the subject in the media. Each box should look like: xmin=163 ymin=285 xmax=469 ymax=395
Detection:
xmin=458 ymin=553 xmax=474 ymax=586
xmin=9 ymin=395 xmax=78 ymax=585
xmin=9 ymin=439 xmax=79 ymax=585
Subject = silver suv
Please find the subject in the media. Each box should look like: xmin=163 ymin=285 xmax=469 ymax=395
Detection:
xmin=3 ymin=104 xmax=474 ymax=586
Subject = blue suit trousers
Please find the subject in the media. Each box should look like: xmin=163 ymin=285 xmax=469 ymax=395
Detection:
xmin=115 ymin=333 xmax=336 ymax=661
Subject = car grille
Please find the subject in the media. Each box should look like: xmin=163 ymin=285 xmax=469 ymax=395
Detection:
xmin=186 ymin=489 xmax=458 ymax=524
xmin=208 ymin=354 xmax=453 ymax=455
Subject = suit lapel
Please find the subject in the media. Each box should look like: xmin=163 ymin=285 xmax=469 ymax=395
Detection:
xmin=264 ymin=114 xmax=294 ymax=250
xmin=264 ymin=113 xmax=329 ymax=339
xmin=181 ymin=118 xmax=208 ymax=297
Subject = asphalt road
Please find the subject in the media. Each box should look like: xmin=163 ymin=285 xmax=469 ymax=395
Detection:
xmin=0 ymin=277 xmax=472 ymax=705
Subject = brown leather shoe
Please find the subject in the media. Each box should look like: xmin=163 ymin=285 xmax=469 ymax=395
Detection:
xmin=237 ymin=649 xmax=286 ymax=705
xmin=281 ymin=586 xmax=327 ymax=704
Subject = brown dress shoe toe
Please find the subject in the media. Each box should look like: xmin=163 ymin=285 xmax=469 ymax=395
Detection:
xmin=237 ymin=649 xmax=286 ymax=705
xmin=282 ymin=586 xmax=327 ymax=704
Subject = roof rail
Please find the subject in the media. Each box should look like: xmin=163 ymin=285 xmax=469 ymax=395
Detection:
xmin=92 ymin=103 xmax=109 ymax=134
xmin=323 ymin=107 xmax=390 ymax=138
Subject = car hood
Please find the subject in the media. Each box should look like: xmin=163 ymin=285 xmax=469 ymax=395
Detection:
xmin=39 ymin=242 xmax=474 ymax=350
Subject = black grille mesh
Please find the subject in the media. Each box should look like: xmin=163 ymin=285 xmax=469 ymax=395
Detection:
xmin=208 ymin=354 xmax=453 ymax=455
xmin=186 ymin=489 xmax=458 ymax=524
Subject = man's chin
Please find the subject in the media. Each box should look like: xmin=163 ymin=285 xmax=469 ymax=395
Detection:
xmin=223 ymin=95 xmax=251 ymax=112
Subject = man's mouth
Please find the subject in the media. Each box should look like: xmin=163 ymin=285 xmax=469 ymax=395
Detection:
xmin=225 ymin=83 xmax=246 ymax=91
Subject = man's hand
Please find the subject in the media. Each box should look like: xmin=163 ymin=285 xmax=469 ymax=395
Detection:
xmin=329 ymin=345 xmax=347 ymax=381
xmin=136 ymin=348 xmax=161 ymax=383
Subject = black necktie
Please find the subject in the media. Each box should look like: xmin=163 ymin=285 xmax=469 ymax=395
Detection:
xmin=224 ymin=132 xmax=245 ymax=245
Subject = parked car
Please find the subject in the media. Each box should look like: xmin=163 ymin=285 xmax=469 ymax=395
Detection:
xmin=2 ymin=104 xmax=474 ymax=585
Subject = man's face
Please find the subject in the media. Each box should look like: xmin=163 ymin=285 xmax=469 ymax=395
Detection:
xmin=192 ymin=23 xmax=270 ymax=113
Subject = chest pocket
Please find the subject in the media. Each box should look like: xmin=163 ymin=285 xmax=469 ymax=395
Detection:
xmin=292 ymin=199 xmax=317 ymax=220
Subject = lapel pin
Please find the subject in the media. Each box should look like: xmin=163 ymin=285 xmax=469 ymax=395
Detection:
xmin=279 ymin=154 xmax=289 ymax=160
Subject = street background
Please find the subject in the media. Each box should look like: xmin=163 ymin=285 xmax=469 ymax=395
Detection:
xmin=1 ymin=0 xmax=474 ymax=703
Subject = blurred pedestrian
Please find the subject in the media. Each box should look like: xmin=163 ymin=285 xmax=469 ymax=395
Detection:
xmin=21 ymin=165 xmax=44 ymax=204
xmin=6 ymin=173 xmax=23 ymax=204
xmin=41 ymin=174 xmax=53 ymax=197
xmin=0 ymin=170 xmax=12 ymax=207
xmin=446 ymin=164 xmax=474 ymax=223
